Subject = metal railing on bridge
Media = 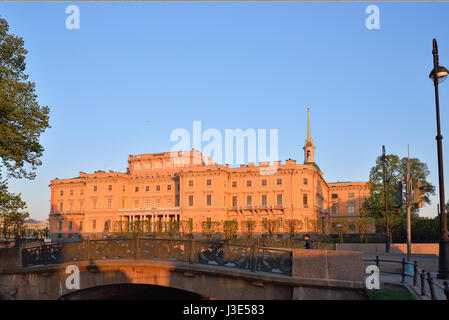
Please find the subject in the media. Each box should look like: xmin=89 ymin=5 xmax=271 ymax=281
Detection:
xmin=364 ymin=256 xmax=449 ymax=300
xmin=21 ymin=237 xmax=293 ymax=276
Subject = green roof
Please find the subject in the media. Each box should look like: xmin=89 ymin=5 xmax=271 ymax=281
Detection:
xmin=304 ymin=162 xmax=321 ymax=172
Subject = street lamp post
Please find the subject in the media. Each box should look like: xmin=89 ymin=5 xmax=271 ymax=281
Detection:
xmin=381 ymin=145 xmax=391 ymax=253
xmin=429 ymin=38 xmax=449 ymax=279
xmin=336 ymin=224 xmax=343 ymax=244
xmin=406 ymin=146 xmax=412 ymax=263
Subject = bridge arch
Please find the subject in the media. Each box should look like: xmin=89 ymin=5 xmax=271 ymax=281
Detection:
xmin=59 ymin=283 xmax=212 ymax=300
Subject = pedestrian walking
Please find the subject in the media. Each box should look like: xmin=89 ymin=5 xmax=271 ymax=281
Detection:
xmin=304 ymin=234 xmax=314 ymax=249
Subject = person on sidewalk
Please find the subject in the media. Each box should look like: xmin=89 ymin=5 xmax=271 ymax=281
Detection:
xmin=304 ymin=234 xmax=314 ymax=249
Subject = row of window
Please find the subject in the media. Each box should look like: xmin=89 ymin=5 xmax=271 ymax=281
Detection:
xmin=60 ymin=189 xmax=84 ymax=196
xmin=188 ymin=179 xmax=212 ymax=186
xmin=230 ymin=194 xmax=284 ymax=207
xmin=59 ymin=201 xmax=84 ymax=211
xmin=58 ymin=198 xmax=179 ymax=211
xmin=231 ymin=178 xmax=304 ymax=188
xmin=59 ymin=193 xmax=311 ymax=211
xmin=331 ymin=202 xmax=356 ymax=214
xmin=58 ymin=219 xmax=108 ymax=231
xmin=59 ymin=184 xmax=177 ymax=197
xmin=188 ymin=178 xmax=309 ymax=188
xmin=229 ymin=194 xmax=308 ymax=207
xmin=135 ymin=185 xmax=173 ymax=192
xmin=186 ymin=194 xmax=303 ymax=207
xmin=58 ymin=220 xmax=83 ymax=231
xmin=58 ymin=178 xmax=314 ymax=197
xmin=131 ymin=199 xmax=175 ymax=209
xmin=331 ymin=193 xmax=355 ymax=199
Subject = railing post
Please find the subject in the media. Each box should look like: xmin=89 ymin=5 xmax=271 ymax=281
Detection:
xmin=251 ymin=244 xmax=257 ymax=272
xmin=86 ymin=239 xmax=91 ymax=261
xmin=41 ymin=239 xmax=47 ymax=265
xmin=401 ymin=258 xmax=406 ymax=283
xmin=443 ymin=281 xmax=449 ymax=300
xmin=427 ymin=272 xmax=436 ymax=300
xmin=420 ymin=269 xmax=426 ymax=296
xmin=135 ymin=236 xmax=140 ymax=260
xmin=189 ymin=238 xmax=195 ymax=264
xmin=375 ymin=255 xmax=379 ymax=267
xmin=413 ymin=261 xmax=418 ymax=286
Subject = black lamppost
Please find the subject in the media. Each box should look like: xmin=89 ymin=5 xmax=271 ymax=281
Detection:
xmin=429 ymin=38 xmax=449 ymax=279
xmin=381 ymin=145 xmax=391 ymax=253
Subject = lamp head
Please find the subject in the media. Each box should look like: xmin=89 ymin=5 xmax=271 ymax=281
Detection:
xmin=430 ymin=65 xmax=449 ymax=83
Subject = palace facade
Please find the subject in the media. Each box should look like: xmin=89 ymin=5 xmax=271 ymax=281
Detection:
xmin=48 ymin=109 xmax=370 ymax=241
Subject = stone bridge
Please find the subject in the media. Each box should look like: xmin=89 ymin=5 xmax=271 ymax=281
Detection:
xmin=0 ymin=238 xmax=366 ymax=300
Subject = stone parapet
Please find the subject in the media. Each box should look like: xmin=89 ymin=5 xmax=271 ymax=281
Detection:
xmin=335 ymin=243 xmax=439 ymax=255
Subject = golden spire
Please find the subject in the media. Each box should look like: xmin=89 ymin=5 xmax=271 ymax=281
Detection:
xmin=305 ymin=105 xmax=314 ymax=147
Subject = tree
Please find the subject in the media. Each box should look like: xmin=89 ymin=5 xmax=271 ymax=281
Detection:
xmin=165 ymin=220 xmax=180 ymax=238
xmin=222 ymin=220 xmax=238 ymax=240
xmin=261 ymin=219 xmax=280 ymax=238
xmin=361 ymin=154 xmax=401 ymax=220
xmin=180 ymin=220 xmax=194 ymax=238
xmin=200 ymin=220 xmax=221 ymax=240
xmin=308 ymin=219 xmax=324 ymax=240
xmin=398 ymin=157 xmax=435 ymax=210
xmin=0 ymin=17 xmax=50 ymax=180
xmin=241 ymin=220 xmax=257 ymax=239
xmin=361 ymin=154 xmax=435 ymax=226
xmin=402 ymin=215 xmax=439 ymax=243
xmin=0 ymin=178 xmax=28 ymax=238
xmin=285 ymin=219 xmax=303 ymax=240
xmin=354 ymin=217 xmax=375 ymax=243
xmin=0 ymin=16 xmax=49 ymax=239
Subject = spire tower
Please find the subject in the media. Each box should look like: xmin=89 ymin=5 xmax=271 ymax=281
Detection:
xmin=305 ymin=105 xmax=314 ymax=148
xmin=303 ymin=105 xmax=316 ymax=164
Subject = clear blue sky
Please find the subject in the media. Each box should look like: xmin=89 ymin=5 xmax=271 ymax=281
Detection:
xmin=1 ymin=2 xmax=449 ymax=220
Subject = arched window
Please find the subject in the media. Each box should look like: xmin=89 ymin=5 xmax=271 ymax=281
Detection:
xmin=104 ymin=219 xmax=111 ymax=232
xmin=307 ymin=151 xmax=311 ymax=160
xmin=347 ymin=202 xmax=355 ymax=214
xmin=331 ymin=203 xmax=338 ymax=214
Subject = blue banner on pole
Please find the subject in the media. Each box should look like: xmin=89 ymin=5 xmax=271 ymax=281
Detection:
xmin=405 ymin=261 xmax=414 ymax=275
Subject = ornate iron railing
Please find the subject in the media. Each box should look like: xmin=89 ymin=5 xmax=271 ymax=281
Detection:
xmin=21 ymin=238 xmax=292 ymax=276
xmin=257 ymin=246 xmax=292 ymax=275
xmin=22 ymin=245 xmax=44 ymax=266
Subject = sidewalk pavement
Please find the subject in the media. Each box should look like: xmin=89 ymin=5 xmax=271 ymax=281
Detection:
xmin=363 ymin=253 xmax=448 ymax=300
xmin=364 ymin=252 xmax=438 ymax=272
